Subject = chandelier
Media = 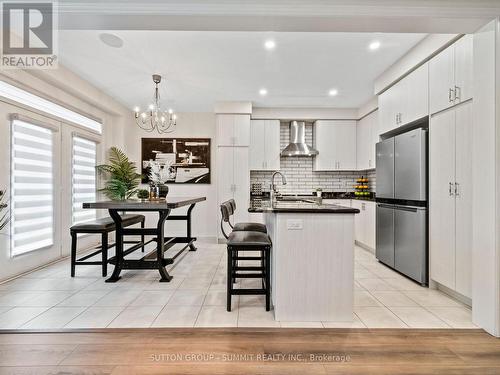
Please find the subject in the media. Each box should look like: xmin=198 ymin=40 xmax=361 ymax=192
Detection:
xmin=134 ymin=74 xmax=176 ymax=133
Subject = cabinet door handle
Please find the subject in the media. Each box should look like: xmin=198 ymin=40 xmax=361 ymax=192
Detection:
xmin=399 ymin=113 xmax=402 ymax=124
xmin=395 ymin=113 xmax=399 ymax=124
xmin=455 ymin=182 xmax=460 ymax=197
xmin=454 ymin=86 xmax=461 ymax=101
xmin=449 ymin=88 xmax=454 ymax=103
xmin=449 ymin=182 xmax=454 ymax=196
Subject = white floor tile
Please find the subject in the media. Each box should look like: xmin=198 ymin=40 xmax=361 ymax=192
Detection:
xmin=93 ymin=289 xmax=142 ymax=307
xmin=0 ymin=307 xmax=49 ymax=329
xmin=57 ymin=290 xmax=111 ymax=307
xmin=0 ymin=292 xmax=41 ymax=307
xmin=17 ymin=291 xmax=75 ymax=307
xmin=151 ymin=305 xmax=201 ymax=327
xmin=129 ymin=290 xmax=174 ymax=306
xmin=355 ymin=306 xmax=407 ymax=328
xmin=108 ymin=305 xmax=163 ymax=328
xmin=238 ymin=306 xmax=280 ymax=328
xmin=426 ymin=306 xmax=477 ymax=328
xmin=195 ymin=306 xmax=238 ymax=327
xmin=371 ymin=291 xmax=419 ymax=307
xmin=323 ymin=314 xmax=366 ymax=328
xmin=22 ymin=307 xmax=87 ymax=329
xmin=354 ymin=291 xmax=382 ymax=307
xmin=203 ymin=290 xmax=238 ymax=308
xmin=356 ymin=278 xmax=395 ymax=291
xmin=403 ymin=290 xmax=465 ymax=307
xmin=383 ymin=277 xmax=426 ymax=291
xmin=388 ymin=307 xmax=450 ymax=328
xmin=167 ymin=289 xmax=206 ymax=306
xmin=178 ymin=277 xmax=213 ymax=290
xmin=64 ymin=307 xmax=124 ymax=328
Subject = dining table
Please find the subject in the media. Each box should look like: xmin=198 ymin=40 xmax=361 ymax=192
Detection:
xmin=82 ymin=196 xmax=206 ymax=283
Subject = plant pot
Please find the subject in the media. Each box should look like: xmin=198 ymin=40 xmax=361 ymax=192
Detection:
xmin=158 ymin=184 xmax=169 ymax=198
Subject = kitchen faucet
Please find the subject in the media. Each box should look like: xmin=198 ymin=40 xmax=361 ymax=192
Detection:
xmin=270 ymin=171 xmax=287 ymax=202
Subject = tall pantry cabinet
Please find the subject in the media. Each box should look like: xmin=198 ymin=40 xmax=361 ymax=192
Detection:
xmin=216 ymin=114 xmax=250 ymax=238
xmin=429 ymin=101 xmax=472 ymax=298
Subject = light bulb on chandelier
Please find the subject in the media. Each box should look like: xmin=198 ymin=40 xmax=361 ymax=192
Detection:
xmin=134 ymin=74 xmax=177 ymax=133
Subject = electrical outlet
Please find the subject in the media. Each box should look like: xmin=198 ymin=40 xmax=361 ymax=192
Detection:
xmin=286 ymin=219 xmax=303 ymax=230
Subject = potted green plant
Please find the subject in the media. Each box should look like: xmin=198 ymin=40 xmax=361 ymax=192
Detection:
xmin=137 ymin=189 xmax=150 ymax=201
xmin=0 ymin=190 xmax=9 ymax=231
xmin=96 ymin=147 xmax=141 ymax=201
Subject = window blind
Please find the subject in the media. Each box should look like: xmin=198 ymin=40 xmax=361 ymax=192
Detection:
xmin=11 ymin=120 xmax=54 ymax=256
xmin=72 ymin=136 xmax=97 ymax=225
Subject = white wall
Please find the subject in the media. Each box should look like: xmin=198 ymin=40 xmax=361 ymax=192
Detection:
xmin=123 ymin=112 xmax=218 ymax=240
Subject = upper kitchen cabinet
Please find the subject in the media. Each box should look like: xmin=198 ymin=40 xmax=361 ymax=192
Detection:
xmin=313 ymin=120 xmax=356 ymax=171
xmin=216 ymin=114 xmax=250 ymax=146
xmin=356 ymin=110 xmax=378 ymax=170
xmin=378 ymin=63 xmax=429 ymax=135
xmin=249 ymin=119 xmax=281 ymax=171
xmin=429 ymin=35 xmax=473 ymax=115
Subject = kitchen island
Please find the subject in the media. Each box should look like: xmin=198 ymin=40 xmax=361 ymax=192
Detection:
xmin=249 ymin=198 xmax=359 ymax=322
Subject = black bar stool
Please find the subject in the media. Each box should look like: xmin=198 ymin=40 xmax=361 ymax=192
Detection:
xmin=227 ymin=199 xmax=267 ymax=233
xmin=220 ymin=201 xmax=271 ymax=311
xmin=70 ymin=214 xmax=145 ymax=277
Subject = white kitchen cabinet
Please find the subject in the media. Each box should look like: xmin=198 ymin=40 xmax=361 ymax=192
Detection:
xmin=378 ymin=63 xmax=429 ymax=136
xmin=216 ymin=114 xmax=250 ymax=146
xmin=430 ymin=101 xmax=472 ymax=298
xmin=403 ymin=63 xmax=429 ymax=126
xmin=217 ymin=146 xmax=250 ymax=238
xmin=430 ymin=35 xmax=473 ymax=115
xmin=313 ymin=120 xmax=356 ymax=171
xmin=249 ymin=119 xmax=281 ymax=171
xmin=356 ymin=111 xmax=378 ymax=170
xmin=351 ymin=200 xmax=376 ymax=250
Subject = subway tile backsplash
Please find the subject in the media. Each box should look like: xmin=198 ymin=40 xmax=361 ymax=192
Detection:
xmin=250 ymin=122 xmax=376 ymax=195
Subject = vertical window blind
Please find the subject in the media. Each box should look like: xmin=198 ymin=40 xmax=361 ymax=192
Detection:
xmin=11 ymin=120 xmax=55 ymax=256
xmin=72 ymin=136 xmax=97 ymax=225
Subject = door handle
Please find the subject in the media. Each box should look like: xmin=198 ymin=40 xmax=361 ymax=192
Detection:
xmin=394 ymin=206 xmax=418 ymax=212
xmin=455 ymin=182 xmax=460 ymax=197
xmin=449 ymin=88 xmax=454 ymax=103
xmin=449 ymin=182 xmax=454 ymax=196
xmin=454 ymin=86 xmax=461 ymax=101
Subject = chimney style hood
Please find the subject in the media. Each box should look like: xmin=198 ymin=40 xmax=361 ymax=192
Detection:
xmin=281 ymin=121 xmax=319 ymax=157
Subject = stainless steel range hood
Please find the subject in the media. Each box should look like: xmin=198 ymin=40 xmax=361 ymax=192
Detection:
xmin=281 ymin=121 xmax=319 ymax=157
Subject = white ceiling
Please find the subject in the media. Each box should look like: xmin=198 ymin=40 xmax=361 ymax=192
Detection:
xmin=58 ymin=31 xmax=426 ymax=112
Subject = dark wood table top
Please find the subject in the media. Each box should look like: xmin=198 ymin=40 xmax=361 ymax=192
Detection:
xmin=82 ymin=196 xmax=206 ymax=210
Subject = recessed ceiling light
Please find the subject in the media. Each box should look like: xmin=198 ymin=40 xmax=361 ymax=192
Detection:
xmin=259 ymin=88 xmax=268 ymax=96
xmin=328 ymin=89 xmax=338 ymax=96
xmin=369 ymin=41 xmax=381 ymax=51
xmin=99 ymin=33 xmax=124 ymax=48
xmin=264 ymin=40 xmax=276 ymax=50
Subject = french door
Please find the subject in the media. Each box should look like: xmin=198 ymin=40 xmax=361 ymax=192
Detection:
xmin=0 ymin=100 xmax=101 ymax=280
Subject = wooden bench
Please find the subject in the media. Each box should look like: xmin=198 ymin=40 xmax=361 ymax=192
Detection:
xmin=70 ymin=214 xmax=145 ymax=277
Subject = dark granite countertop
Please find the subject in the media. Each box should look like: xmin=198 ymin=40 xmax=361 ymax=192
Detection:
xmin=248 ymin=199 xmax=360 ymax=214
xmin=83 ymin=196 xmax=206 ymax=210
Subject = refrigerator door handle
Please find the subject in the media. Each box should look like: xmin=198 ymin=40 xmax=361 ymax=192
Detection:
xmin=393 ymin=206 xmax=419 ymax=213
xmin=377 ymin=204 xmax=395 ymax=209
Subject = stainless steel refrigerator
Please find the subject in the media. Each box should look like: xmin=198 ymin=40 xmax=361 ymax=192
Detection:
xmin=375 ymin=128 xmax=428 ymax=285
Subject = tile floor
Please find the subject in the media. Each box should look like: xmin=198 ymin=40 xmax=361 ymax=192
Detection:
xmin=0 ymin=241 xmax=476 ymax=329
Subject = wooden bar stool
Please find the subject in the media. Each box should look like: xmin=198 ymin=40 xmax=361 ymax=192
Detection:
xmin=70 ymin=214 xmax=145 ymax=277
